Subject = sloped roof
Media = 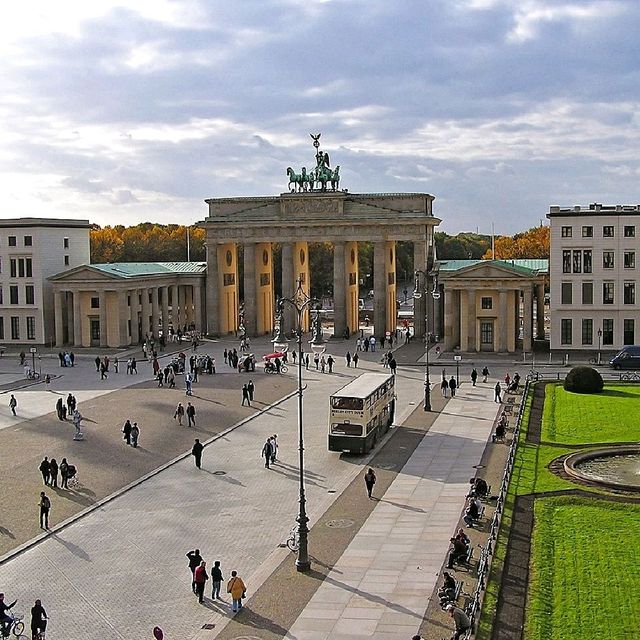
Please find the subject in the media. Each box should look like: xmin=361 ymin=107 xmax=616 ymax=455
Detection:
xmin=88 ymin=262 xmax=206 ymax=278
xmin=437 ymin=259 xmax=548 ymax=275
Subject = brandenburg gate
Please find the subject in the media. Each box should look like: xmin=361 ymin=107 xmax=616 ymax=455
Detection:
xmin=202 ymin=136 xmax=439 ymax=339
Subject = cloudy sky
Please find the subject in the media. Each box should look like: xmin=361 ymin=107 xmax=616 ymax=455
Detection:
xmin=1 ymin=0 xmax=638 ymax=233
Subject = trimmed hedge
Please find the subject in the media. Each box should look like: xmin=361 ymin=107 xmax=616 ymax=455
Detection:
xmin=563 ymin=366 xmax=604 ymax=394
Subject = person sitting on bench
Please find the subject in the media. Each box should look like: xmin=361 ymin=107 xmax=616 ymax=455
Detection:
xmin=469 ymin=477 xmax=489 ymax=498
xmin=455 ymin=527 xmax=470 ymax=546
xmin=492 ymin=421 xmax=506 ymax=442
xmin=438 ymin=571 xmax=457 ymax=605
xmin=463 ymin=497 xmax=481 ymax=527
xmin=447 ymin=537 xmax=469 ymax=568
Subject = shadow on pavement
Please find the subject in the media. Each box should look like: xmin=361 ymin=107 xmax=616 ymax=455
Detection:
xmin=231 ymin=606 xmax=295 ymax=639
xmin=51 ymin=533 xmax=91 ymax=561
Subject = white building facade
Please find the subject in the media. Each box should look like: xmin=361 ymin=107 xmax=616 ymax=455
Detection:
xmin=0 ymin=218 xmax=90 ymax=345
xmin=549 ymin=204 xmax=640 ymax=352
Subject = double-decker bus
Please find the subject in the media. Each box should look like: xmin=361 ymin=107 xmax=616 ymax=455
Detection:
xmin=328 ymin=373 xmax=396 ymax=453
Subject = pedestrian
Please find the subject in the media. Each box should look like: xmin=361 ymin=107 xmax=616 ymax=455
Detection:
xmin=370 ymin=336 xmax=376 ymax=352
xmin=39 ymin=457 xmax=50 ymax=486
xmin=59 ymin=458 xmax=69 ymax=489
xmin=100 ymin=362 xmax=108 ymax=379
xmin=49 ymin=458 xmax=58 ymax=489
xmin=305 ymin=353 xmax=310 ymax=370
xmin=175 ymin=402 xmax=185 ymax=426
xmin=389 ymin=357 xmax=397 ymax=375
xmin=262 ymin=438 xmax=273 ymax=469
xmin=192 ymin=439 xmax=204 ymax=469
xmin=446 ymin=603 xmax=471 ymax=640
xmin=223 ymin=349 xmax=228 ymax=364
xmin=226 ymin=570 xmax=246 ymax=613
xmin=157 ymin=370 xmax=164 ymax=387
xmin=58 ymin=352 xmax=65 ymax=367
xmin=94 ymin=356 xmax=101 ymax=372
xmin=194 ymin=561 xmax=208 ymax=604
xmin=69 ymin=352 xmax=75 ymax=367
xmin=186 ymin=402 xmax=196 ymax=427
xmin=66 ymin=393 xmax=74 ymax=415
xmin=471 ymin=368 xmax=478 ymax=386
xmin=114 ymin=356 xmax=119 ymax=373
xmin=320 ymin=355 xmax=326 ymax=373
xmin=292 ymin=350 xmax=297 ymax=364
xmin=441 ymin=377 xmax=449 ymax=397
xmin=30 ymin=599 xmax=48 ymax=640
xmin=56 ymin=397 xmax=65 ymax=420
xmin=270 ymin=434 xmax=278 ymax=463
xmin=346 ymin=351 xmax=351 ymax=367
xmin=449 ymin=376 xmax=457 ymax=397
xmin=185 ymin=372 xmax=193 ymax=396
xmin=122 ymin=419 xmax=132 ymax=445
xmin=364 ymin=467 xmax=376 ymax=499
xmin=327 ymin=354 xmax=334 ymax=373
xmin=242 ymin=384 xmax=250 ymax=406
xmin=126 ymin=358 xmax=132 ymax=374
xmin=186 ymin=549 xmax=203 ymax=593
xmin=9 ymin=394 xmax=17 ymax=416
xmin=494 ymin=381 xmax=502 ymax=403
xmin=482 ymin=366 xmax=490 ymax=383
xmin=314 ymin=352 xmax=320 ymax=369
xmin=39 ymin=491 xmax=51 ymax=529
xmin=353 ymin=353 xmax=359 ymax=368
xmin=211 ymin=560 xmax=224 ymax=600
xmin=130 ymin=422 xmax=140 ymax=447
xmin=131 ymin=357 xmax=138 ymax=374
xmin=247 ymin=379 xmax=255 ymax=402
xmin=504 ymin=373 xmax=511 ymax=387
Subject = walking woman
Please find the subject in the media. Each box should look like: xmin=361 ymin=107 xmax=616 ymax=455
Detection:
xmin=364 ymin=468 xmax=377 ymax=499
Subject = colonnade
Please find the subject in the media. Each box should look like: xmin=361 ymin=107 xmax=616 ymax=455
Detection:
xmin=53 ymin=282 xmax=203 ymax=348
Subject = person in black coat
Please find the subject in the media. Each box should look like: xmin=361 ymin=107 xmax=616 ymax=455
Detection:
xmin=449 ymin=376 xmax=457 ymax=397
xmin=192 ymin=439 xmax=204 ymax=469
xmin=122 ymin=420 xmax=132 ymax=445
xmin=261 ymin=439 xmax=273 ymax=469
xmin=49 ymin=458 xmax=59 ymax=489
xmin=30 ymin=599 xmax=47 ymax=639
xmin=186 ymin=549 xmax=203 ymax=593
xmin=38 ymin=458 xmax=50 ymax=486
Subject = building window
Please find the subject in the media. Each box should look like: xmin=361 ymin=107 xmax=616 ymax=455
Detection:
xmin=624 ymin=282 xmax=635 ymax=305
xmin=582 ymin=319 xmax=593 ymax=345
xmin=603 ymin=282 xmax=614 ymax=304
xmin=26 ymin=258 xmax=32 ymax=278
xmin=572 ymin=250 xmax=582 ymax=273
xmin=0 ymin=286 xmax=3 ymax=304
xmin=624 ymin=251 xmax=635 ymax=269
xmin=9 ymin=286 xmax=18 ymax=305
xmin=561 ymin=283 xmax=572 ymax=304
xmin=561 ymin=226 xmax=572 ymax=237
xmin=562 ymin=250 xmax=571 ymax=273
xmin=63 ymin=237 xmax=69 ymax=249
xmin=26 ymin=317 xmax=35 ymax=340
xmin=10 ymin=259 xmax=16 ymax=278
xmin=624 ymin=226 xmax=635 ymax=238
xmin=583 ymin=250 xmax=592 ymax=274
xmin=582 ymin=282 xmax=593 ymax=305
xmin=25 ymin=285 xmax=34 ymax=305
xmin=0 ymin=317 xmax=4 ymax=339
xmin=481 ymin=297 xmax=492 ymax=309
xmin=24 ymin=235 xmax=32 ymax=246
xmin=624 ymin=319 xmax=635 ymax=345
xmin=10 ymin=316 xmax=19 ymax=340
xmin=582 ymin=226 xmax=593 ymax=237
xmin=64 ymin=255 xmax=70 ymax=266
xmin=18 ymin=259 xmax=24 ymax=278
xmin=8 ymin=236 xmax=16 ymax=247
xmin=90 ymin=297 xmax=99 ymax=309
xmin=561 ymin=319 xmax=572 ymax=345
xmin=603 ymin=225 xmax=614 ymax=237
xmin=603 ymin=251 xmax=615 ymax=269
xmin=603 ymin=318 xmax=614 ymax=345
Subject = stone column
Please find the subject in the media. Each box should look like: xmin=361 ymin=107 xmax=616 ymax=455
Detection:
xmin=118 ymin=290 xmax=129 ymax=347
xmin=523 ymin=286 xmax=533 ymax=352
xmin=130 ymin=290 xmax=140 ymax=344
xmin=460 ymin=288 xmax=469 ymax=351
xmin=206 ymin=244 xmax=219 ymax=335
xmin=151 ymin=287 xmax=160 ymax=338
xmin=467 ymin=289 xmax=477 ymax=351
xmin=433 ymin=284 xmax=443 ymax=342
xmin=281 ymin=242 xmax=294 ymax=336
xmin=185 ymin=285 xmax=194 ymax=326
xmin=385 ymin=241 xmax=397 ymax=335
xmin=141 ymin=288 xmax=151 ymax=338
xmin=333 ymin=241 xmax=347 ymax=338
xmin=177 ymin=285 xmax=185 ymax=330
xmin=171 ymin=284 xmax=179 ymax=329
xmin=193 ymin=282 xmax=203 ymax=332
xmin=67 ymin=292 xmax=75 ymax=347
xmin=243 ymin=243 xmax=257 ymax=337
xmin=54 ymin=290 xmax=64 ymax=347
xmin=444 ymin=288 xmax=455 ymax=351
xmin=99 ymin=290 xmax=108 ymax=347
xmin=161 ymin=286 xmax=170 ymax=335
xmin=496 ymin=290 xmax=508 ymax=352
xmin=345 ymin=241 xmax=359 ymax=335
xmin=255 ymin=243 xmax=274 ymax=335
xmin=413 ymin=240 xmax=427 ymax=337
xmin=73 ymin=291 xmax=82 ymax=347
xmin=536 ymin=283 xmax=545 ymax=339
xmin=373 ymin=241 xmax=386 ymax=337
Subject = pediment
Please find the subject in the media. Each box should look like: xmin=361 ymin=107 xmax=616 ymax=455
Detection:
xmin=48 ymin=265 xmax=124 ymax=282
xmin=442 ymin=262 xmax=537 ymax=280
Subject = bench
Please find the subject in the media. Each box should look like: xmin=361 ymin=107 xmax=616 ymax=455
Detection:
xmin=503 ymin=397 xmax=516 ymax=414
xmin=439 ymin=578 xmax=464 ymax=609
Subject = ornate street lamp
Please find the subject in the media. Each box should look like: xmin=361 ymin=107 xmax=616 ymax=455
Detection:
xmin=413 ymin=269 xmax=440 ymax=411
xmin=272 ymin=278 xmax=323 ymax=572
xmin=597 ymin=328 xmax=603 ymax=366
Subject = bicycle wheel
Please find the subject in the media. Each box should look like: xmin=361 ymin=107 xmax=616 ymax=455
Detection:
xmin=280 ymin=365 xmax=288 ymax=373
xmin=12 ymin=621 xmax=24 ymax=637
xmin=621 ymin=373 xmax=630 ymax=381
xmin=286 ymin=536 xmax=299 ymax=552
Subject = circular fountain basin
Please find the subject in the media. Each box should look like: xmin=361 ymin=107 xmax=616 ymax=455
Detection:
xmin=564 ymin=446 xmax=640 ymax=491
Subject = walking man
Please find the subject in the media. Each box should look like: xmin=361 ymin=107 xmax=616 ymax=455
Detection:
xmin=49 ymin=458 xmax=59 ymax=488
xmin=186 ymin=549 xmax=203 ymax=593
xmin=247 ymin=380 xmax=255 ymax=403
xmin=345 ymin=351 xmax=351 ymax=367
xmin=494 ymin=381 xmax=502 ymax=403
xmin=211 ymin=560 xmax=223 ymax=599
xmin=471 ymin=368 xmax=478 ymax=386
xmin=242 ymin=384 xmax=251 ymax=407
xmin=327 ymin=354 xmax=334 ymax=373
xmin=353 ymin=353 xmax=359 ymax=368
xmin=482 ymin=366 xmax=490 ymax=383
xmin=449 ymin=376 xmax=457 ymax=397
xmin=261 ymin=438 xmax=273 ymax=469
xmin=441 ymin=377 xmax=449 ymax=397
xmin=227 ymin=570 xmax=246 ymax=613
xmin=194 ymin=561 xmax=209 ymax=604
xmin=192 ymin=439 xmax=204 ymax=469
xmin=39 ymin=457 xmax=50 ymax=486
xmin=130 ymin=422 xmax=140 ymax=447
xmin=269 ymin=434 xmax=278 ymax=463
xmin=186 ymin=402 xmax=196 ymax=427
xmin=9 ymin=394 xmax=17 ymax=416
xmin=122 ymin=419 xmax=132 ymax=445
xmin=364 ymin=467 xmax=376 ymax=499
xmin=39 ymin=491 xmax=51 ymax=529
xmin=174 ymin=402 xmax=185 ymax=425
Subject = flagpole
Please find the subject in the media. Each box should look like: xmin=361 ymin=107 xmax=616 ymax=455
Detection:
xmin=186 ymin=226 xmax=191 ymax=262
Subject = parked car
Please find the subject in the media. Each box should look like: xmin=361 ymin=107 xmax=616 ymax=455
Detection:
xmin=610 ymin=346 xmax=640 ymax=369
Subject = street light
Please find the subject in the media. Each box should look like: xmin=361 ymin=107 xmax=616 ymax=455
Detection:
xmin=413 ymin=270 xmax=440 ymax=411
xmin=272 ymin=277 xmax=325 ymax=572
xmin=597 ymin=328 xmax=602 ymax=365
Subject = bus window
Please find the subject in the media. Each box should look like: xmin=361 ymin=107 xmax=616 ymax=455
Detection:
xmin=331 ymin=423 xmax=363 ymax=436
xmin=331 ymin=397 xmax=364 ymax=411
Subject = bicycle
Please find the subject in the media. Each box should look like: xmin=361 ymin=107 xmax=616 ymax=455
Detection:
xmin=620 ymin=371 xmax=640 ymax=381
xmin=286 ymin=526 xmax=299 ymax=552
xmin=1 ymin=613 xmax=25 ymax=638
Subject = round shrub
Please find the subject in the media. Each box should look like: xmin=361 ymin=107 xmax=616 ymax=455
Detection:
xmin=563 ymin=366 xmax=604 ymax=394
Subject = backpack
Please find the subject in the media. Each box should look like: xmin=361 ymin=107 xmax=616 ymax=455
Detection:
xmin=42 ymin=496 xmax=51 ymax=509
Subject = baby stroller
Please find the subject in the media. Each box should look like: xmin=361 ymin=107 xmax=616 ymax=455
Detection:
xmin=66 ymin=464 xmax=79 ymax=489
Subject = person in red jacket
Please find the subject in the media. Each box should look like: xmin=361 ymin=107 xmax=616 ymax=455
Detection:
xmin=193 ymin=561 xmax=208 ymax=604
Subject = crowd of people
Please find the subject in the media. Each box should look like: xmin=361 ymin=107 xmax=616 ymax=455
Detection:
xmin=185 ymin=550 xmax=246 ymax=611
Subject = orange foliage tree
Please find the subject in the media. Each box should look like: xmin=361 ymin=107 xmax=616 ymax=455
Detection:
xmin=482 ymin=225 xmax=549 ymax=260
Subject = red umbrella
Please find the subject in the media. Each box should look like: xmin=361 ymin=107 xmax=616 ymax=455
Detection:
xmin=264 ymin=352 xmax=286 ymax=360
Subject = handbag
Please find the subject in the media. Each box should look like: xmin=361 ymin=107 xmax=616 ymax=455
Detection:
xmin=242 ymin=589 xmax=246 ymax=599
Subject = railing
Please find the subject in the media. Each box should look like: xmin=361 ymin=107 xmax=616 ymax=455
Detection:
xmin=463 ymin=381 xmax=530 ymax=638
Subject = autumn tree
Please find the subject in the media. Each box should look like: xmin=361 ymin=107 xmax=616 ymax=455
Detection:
xmin=482 ymin=225 xmax=550 ymax=260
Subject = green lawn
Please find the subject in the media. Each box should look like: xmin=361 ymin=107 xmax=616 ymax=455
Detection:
xmin=542 ymin=384 xmax=640 ymax=444
xmin=528 ymin=496 xmax=640 ymax=640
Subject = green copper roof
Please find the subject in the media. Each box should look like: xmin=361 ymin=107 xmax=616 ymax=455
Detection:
xmin=90 ymin=262 xmax=206 ymax=278
xmin=437 ymin=259 xmax=548 ymax=275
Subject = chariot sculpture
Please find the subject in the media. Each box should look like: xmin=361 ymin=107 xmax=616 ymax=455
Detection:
xmin=286 ymin=134 xmax=341 ymax=193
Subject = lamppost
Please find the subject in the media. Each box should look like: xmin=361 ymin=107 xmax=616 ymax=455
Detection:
xmin=413 ymin=270 xmax=440 ymax=411
xmin=597 ymin=328 xmax=602 ymax=365
xmin=272 ymin=278 xmax=326 ymax=572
